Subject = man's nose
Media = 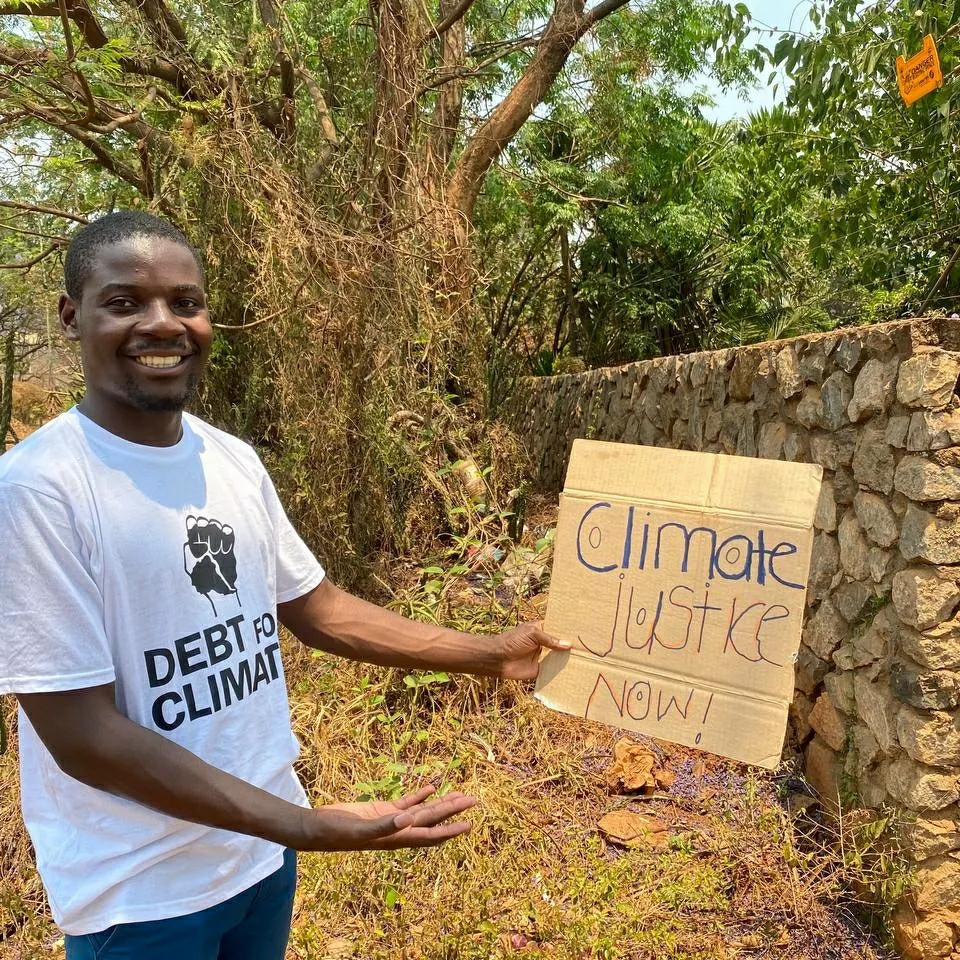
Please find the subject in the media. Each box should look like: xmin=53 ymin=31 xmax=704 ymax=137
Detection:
xmin=138 ymin=299 xmax=186 ymax=335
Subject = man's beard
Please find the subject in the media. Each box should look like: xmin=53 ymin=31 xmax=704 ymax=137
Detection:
xmin=122 ymin=371 xmax=200 ymax=412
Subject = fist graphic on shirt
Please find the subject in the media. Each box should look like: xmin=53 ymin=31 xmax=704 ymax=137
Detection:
xmin=183 ymin=515 xmax=240 ymax=615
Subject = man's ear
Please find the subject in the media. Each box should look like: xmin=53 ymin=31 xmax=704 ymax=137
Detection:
xmin=59 ymin=293 xmax=80 ymax=342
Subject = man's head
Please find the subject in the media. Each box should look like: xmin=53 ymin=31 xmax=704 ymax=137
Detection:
xmin=59 ymin=211 xmax=213 ymax=443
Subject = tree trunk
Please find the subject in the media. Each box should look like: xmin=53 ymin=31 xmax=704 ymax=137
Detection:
xmin=0 ymin=332 xmax=14 ymax=451
xmin=445 ymin=0 xmax=629 ymax=225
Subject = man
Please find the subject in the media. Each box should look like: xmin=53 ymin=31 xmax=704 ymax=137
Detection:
xmin=0 ymin=211 xmax=568 ymax=959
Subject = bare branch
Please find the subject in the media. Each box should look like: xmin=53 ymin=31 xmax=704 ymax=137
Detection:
xmin=0 ymin=0 xmax=109 ymax=49
xmin=420 ymin=0 xmax=476 ymax=45
xmin=297 ymin=66 xmax=338 ymax=145
xmin=0 ymin=242 xmax=61 ymax=270
xmin=583 ymin=0 xmax=629 ymax=28
xmin=126 ymin=0 xmax=189 ymax=50
xmin=0 ymin=199 xmax=89 ymax=224
xmin=97 ymin=85 xmax=157 ymax=133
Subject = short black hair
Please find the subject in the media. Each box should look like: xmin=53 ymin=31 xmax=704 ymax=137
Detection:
xmin=64 ymin=210 xmax=204 ymax=299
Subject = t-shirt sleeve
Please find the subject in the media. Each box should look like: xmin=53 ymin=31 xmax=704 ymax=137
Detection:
xmin=0 ymin=481 xmax=115 ymax=694
xmin=259 ymin=473 xmax=325 ymax=603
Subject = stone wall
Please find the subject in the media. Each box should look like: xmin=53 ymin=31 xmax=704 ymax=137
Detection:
xmin=512 ymin=318 xmax=960 ymax=959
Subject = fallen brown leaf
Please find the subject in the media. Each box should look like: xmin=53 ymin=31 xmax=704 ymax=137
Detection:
xmin=597 ymin=810 xmax=671 ymax=848
xmin=604 ymin=737 xmax=659 ymax=793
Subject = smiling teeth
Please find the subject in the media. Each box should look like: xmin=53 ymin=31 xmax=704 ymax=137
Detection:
xmin=135 ymin=356 xmax=183 ymax=369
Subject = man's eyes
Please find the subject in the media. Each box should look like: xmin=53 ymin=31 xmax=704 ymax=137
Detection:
xmin=104 ymin=298 xmax=204 ymax=311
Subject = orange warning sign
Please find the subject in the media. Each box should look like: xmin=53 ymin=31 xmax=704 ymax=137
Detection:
xmin=897 ymin=34 xmax=943 ymax=106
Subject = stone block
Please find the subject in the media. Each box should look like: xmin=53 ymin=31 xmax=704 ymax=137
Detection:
xmin=814 ymin=480 xmax=837 ymax=532
xmin=804 ymin=598 xmax=848 ymax=660
xmin=907 ymin=407 xmax=960 ymax=452
xmin=835 ymin=337 xmax=862 ymax=373
xmin=838 ymin=510 xmax=871 ymax=581
xmin=776 ymin=345 xmax=803 ymax=398
xmin=897 ymin=349 xmax=960 ymax=410
xmin=869 ymin=546 xmax=898 ymax=584
xmin=824 ymin=670 xmax=856 ymax=714
xmin=796 ymin=384 xmax=823 ymax=428
xmin=901 ymin=503 xmax=960 ymax=564
xmin=891 ymin=662 xmax=960 ymax=712
xmin=821 ymin=370 xmax=854 ymax=429
xmin=807 ymin=533 xmax=839 ymax=601
xmin=852 ymin=422 xmax=896 ymax=494
xmin=886 ymin=414 xmax=911 ymax=448
xmin=854 ymin=491 xmax=899 ymax=547
xmin=898 ymin=706 xmax=960 ymax=767
xmin=900 ymin=617 xmax=960 ymax=671
xmin=892 ymin=567 xmax=960 ymax=631
xmin=799 ymin=341 xmax=828 ymax=383
xmin=848 ymin=357 xmax=899 ymax=422
xmin=805 ymin=736 xmax=841 ymax=814
xmin=895 ymin=455 xmax=960 ymax=501
xmin=810 ymin=432 xmax=839 ymax=469
xmin=886 ymin=754 xmax=960 ymax=810
xmin=809 ymin=692 xmax=847 ymax=751
xmin=893 ymin=902 xmax=955 ymax=960
xmin=855 ymin=670 xmax=898 ymax=753
xmin=850 ymin=722 xmax=882 ymax=772
xmin=757 ymin=420 xmax=786 ymax=460
xmin=783 ymin=428 xmax=809 ymax=463
xmin=796 ymin=645 xmax=830 ymax=696
xmin=915 ymin=854 xmax=960 ymax=914
xmin=901 ymin=808 xmax=960 ymax=860
xmin=833 ymin=466 xmax=858 ymax=505
xmin=790 ymin=691 xmax=814 ymax=743
xmin=857 ymin=606 xmax=897 ymax=661
xmin=729 ymin=352 xmax=761 ymax=401
xmin=835 ymin=427 xmax=858 ymax=466
xmin=834 ymin=581 xmax=873 ymax=622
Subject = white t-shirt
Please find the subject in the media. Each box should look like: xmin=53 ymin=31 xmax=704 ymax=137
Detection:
xmin=0 ymin=408 xmax=325 ymax=935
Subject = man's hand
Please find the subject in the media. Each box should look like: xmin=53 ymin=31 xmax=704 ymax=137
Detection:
xmin=493 ymin=622 xmax=571 ymax=680
xmin=307 ymin=786 xmax=476 ymax=851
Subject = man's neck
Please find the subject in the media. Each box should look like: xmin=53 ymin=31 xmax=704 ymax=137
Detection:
xmin=78 ymin=396 xmax=184 ymax=447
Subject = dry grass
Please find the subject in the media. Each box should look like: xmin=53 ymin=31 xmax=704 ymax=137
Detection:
xmin=0 ymin=542 xmax=900 ymax=960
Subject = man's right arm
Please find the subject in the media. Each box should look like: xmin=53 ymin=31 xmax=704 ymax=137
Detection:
xmin=17 ymin=684 xmax=475 ymax=851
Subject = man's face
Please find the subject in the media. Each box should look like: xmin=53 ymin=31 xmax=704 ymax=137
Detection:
xmin=60 ymin=236 xmax=213 ymax=424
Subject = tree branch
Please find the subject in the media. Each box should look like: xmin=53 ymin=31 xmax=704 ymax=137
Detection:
xmin=420 ymin=0 xmax=476 ymax=45
xmin=0 ymin=199 xmax=89 ymax=224
xmin=0 ymin=0 xmax=109 ymax=49
xmin=583 ymin=0 xmax=629 ymax=28
xmin=297 ymin=66 xmax=338 ymax=145
xmin=0 ymin=242 xmax=62 ymax=270
xmin=446 ymin=0 xmax=628 ymax=223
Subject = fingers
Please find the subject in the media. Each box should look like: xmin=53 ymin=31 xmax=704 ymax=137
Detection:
xmin=400 ymin=792 xmax=476 ymax=829
xmin=393 ymin=785 xmax=436 ymax=810
xmin=383 ymin=819 xmax=472 ymax=848
xmin=526 ymin=622 xmax=571 ymax=652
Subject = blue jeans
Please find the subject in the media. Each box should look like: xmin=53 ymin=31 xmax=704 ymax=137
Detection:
xmin=64 ymin=849 xmax=297 ymax=960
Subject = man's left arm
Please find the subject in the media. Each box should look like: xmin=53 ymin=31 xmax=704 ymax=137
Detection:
xmin=278 ymin=578 xmax=569 ymax=680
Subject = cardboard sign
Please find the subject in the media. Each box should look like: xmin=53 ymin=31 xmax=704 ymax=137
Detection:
xmin=897 ymin=34 xmax=943 ymax=106
xmin=536 ymin=440 xmax=823 ymax=769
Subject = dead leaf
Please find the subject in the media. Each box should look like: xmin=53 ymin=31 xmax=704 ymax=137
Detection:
xmin=654 ymin=768 xmax=677 ymax=790
xmin=322 ymin=938 xmax=355 ymax=959
xmin=597 ymin=810 xmax=671 ymax=848
xmin=604 ymin=737 xmax=659 ymax=793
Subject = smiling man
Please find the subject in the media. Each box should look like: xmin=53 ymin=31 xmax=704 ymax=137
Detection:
xmin=0 ymin=211 xmax=567 ymax=959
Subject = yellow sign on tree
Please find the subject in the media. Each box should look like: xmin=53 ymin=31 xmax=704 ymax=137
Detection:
xmin=897 ymin=34 xmax=943 ymax=106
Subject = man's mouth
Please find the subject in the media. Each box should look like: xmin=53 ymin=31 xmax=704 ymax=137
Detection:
xmin=130 ymin=355 xmax=189 ymax=369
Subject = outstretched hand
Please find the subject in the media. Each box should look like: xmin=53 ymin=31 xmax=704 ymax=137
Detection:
xmin=309 ymin=786 xmax=476 ymax=851
xmin=494 ymin=621 xmax=570 ymax=681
